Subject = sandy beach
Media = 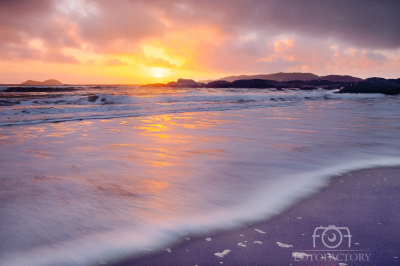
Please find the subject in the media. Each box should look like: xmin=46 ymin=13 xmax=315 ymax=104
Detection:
xmin=114 ymin=167 xmax=400 ymax=266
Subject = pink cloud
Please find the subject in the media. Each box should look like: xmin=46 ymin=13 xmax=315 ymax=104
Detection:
xmin=0 ymin=0 xmax=399 ymax=80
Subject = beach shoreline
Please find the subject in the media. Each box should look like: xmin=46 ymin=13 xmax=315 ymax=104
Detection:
xmin=113 ymin=167 xmax=400 ymax=266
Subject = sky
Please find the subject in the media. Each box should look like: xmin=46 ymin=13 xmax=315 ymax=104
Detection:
xmin=0 ymin=0 xmax=399 ymax=84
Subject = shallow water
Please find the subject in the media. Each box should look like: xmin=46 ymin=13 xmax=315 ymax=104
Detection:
xmin=1 ymin=87 xmax=400 ymax=265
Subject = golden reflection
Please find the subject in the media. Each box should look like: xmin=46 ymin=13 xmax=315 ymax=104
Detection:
xmin=148 ymin=180 xmax=169 ymax=190
xmin=0 ymin=111 xmax=233 ymax=222
xmin=77 ymin=121 xmax=94 ymax=125
xmin=140 ymin=124 xmax=167 ymax=132
xmin=130 ymin=112 xmax=231 ymax=172
xmin=0 ymin=134 xmax=9 ymax=140
xmin=182 ymin=124 xmax=196 ymax=129
xmin=28 ymin=126 xmax=46 ymax=133
xmin=45 ymin=123 xmax=76 ymax=137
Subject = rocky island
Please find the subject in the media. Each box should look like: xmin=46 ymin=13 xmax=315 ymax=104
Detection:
xmin=3 ymin=79 xmax=79 ymax=92
xmin=21 ymin=79 xmax=63 ymax=86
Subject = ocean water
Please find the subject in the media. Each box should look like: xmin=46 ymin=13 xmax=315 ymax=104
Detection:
xmin=1 ymin=86 xmax=400 ymax=265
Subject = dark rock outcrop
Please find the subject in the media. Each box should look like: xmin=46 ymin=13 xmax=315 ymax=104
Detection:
xmin=143 ymin=78 xmax=205 ymax=88
xmin=140 ymin=83 xmax=167 ymax=88
xmin=87 ymin=95 xmax=99 ymax=102
xmin=0 ymin=99 xmax=20 ymax=106
xmin=337 ymin=78 xmax=400 ymax=95
xmin=229 ymin=79 xmax=278 ymax=88
xmin=204 ymin=80 xmax=232 ymax=88
xmin=166 ymin=79 xmax=202 ymax=88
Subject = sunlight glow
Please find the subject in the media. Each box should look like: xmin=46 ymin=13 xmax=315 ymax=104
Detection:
xmin=150 ymin=67 xmax=169 ymax=79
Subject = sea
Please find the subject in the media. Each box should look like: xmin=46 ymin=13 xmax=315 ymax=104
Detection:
xmin=1 ymin=85 xmax=400 ymax=265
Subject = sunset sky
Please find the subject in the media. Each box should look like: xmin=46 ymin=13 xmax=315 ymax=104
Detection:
xmin=1 ymin=0 xmax=399 ymax=84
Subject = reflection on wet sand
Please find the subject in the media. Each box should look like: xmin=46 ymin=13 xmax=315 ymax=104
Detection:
xmin=0 ymin=112 xmax=237 ymax=223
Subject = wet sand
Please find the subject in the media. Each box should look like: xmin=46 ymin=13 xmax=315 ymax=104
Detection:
xmin=113 ymin=167 xmax=400 ymax=266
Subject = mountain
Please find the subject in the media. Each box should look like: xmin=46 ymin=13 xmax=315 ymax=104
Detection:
xmin=21 ymin=79 xmax=63 ymax=86
xmin=319 ymin=75 xmax=362 ymax=82
xmin=219 ymin=73 xmax=319 ymax=82
xmin=217 ymin=72 xmax=362 ymax=83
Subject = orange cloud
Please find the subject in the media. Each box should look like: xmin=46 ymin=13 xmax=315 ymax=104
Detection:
xmin=0 ymin=0 xmax=399 ymax=84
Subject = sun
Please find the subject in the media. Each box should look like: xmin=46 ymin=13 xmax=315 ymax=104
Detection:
xmin=150 ymin=67 xmax=169 ymax=79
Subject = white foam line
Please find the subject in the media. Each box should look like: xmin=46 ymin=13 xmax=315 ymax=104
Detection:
xmin=2 ymin=157 xmax=400 ymax=266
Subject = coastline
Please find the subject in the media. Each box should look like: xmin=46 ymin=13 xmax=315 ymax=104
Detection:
xmin=113 ymin=167 xmax=400 ymax=266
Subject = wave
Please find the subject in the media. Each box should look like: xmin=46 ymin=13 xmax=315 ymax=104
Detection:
xmin=0 ymin=88 xmax=392 ymax=126
xmin=1 ymin=157 xmax=400 ymax=266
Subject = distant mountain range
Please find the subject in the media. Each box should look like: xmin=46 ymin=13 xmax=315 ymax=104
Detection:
xmin=21 ymin=79 xmax=63 ymax=86
xmin=216 ymin=72 xmax=362 ymax=83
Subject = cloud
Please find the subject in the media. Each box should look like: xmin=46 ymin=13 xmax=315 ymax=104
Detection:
xmin=365 ymin=52 xmax=387 ymax=62
xmin=103 ymin=58 xmax=128 ymax=67
xmin=145 ymin=58 xmax=178 ymax=68
xmin=0 ymin=0 xmax=399 ymax=82
xmin=156 ymin=0 xmax=400 ymax=49
xmin=44 ymin=51 xmax=80 ymax=64
xmin=2 ymin=0 xmax=399 ymax=52
xmin=69 ymin=0 xmax=168 ymax=52
xmin=254 ymin=60 xmax=306 ymax=70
